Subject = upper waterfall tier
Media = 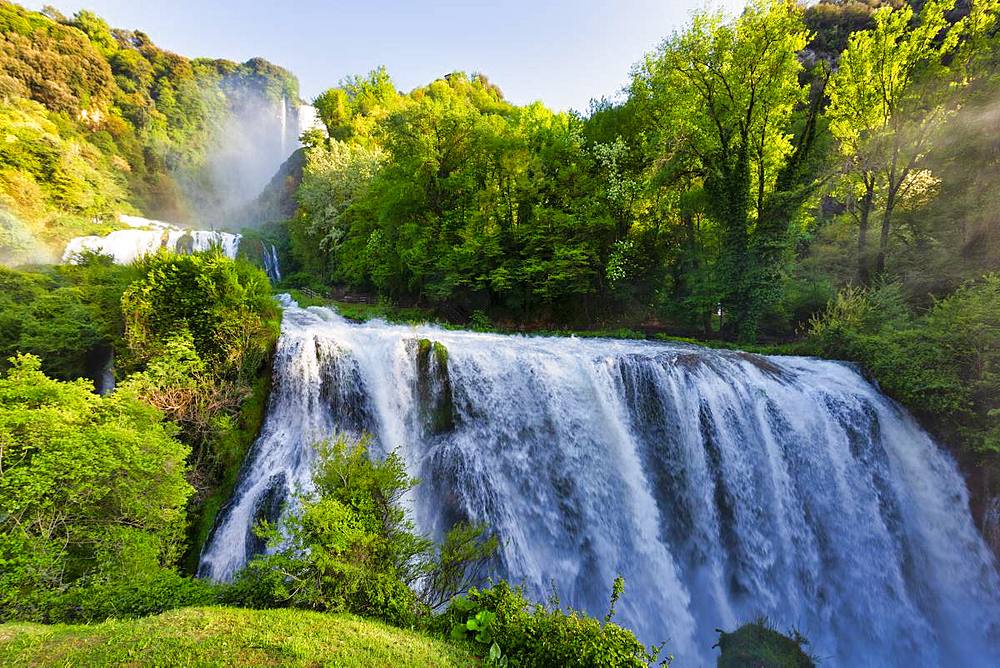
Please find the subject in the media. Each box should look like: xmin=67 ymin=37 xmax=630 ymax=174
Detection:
xmin=62 ymin=215 xmax=241 ymax=264
xmin=199 ymin=299 xmax=1000 ymax=667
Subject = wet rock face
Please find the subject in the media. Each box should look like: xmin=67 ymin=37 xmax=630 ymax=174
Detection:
xmin=985 ymin=496 xmax=1000 ymax=557
xmin=175 ymin=232 xmax=195 ymax=254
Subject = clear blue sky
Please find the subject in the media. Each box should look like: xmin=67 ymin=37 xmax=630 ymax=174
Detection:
xmin=26 ymin=1 xmax=745 ymax=111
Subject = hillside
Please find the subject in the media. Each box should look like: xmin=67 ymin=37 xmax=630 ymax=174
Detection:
xmin=0 ymin=1 xmax=301 ymax=263
xmin=0 ymin=607 xmax=474 ymax=667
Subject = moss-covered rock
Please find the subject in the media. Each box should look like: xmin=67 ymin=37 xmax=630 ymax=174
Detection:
xmin=174 ymin=231 xmax=194 ymax=254
xmin=412 ymin=338 xmax=455 ymax=435
xmin=715 ymin=621 xmax=814 ymax=668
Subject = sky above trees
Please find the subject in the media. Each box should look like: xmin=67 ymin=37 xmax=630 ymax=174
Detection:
xmin=25 ymin=0 xmax=746 ymax=111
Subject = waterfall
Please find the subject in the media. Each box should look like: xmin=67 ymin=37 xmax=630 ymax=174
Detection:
xmin=62 ymin=215 xmax=241 ymax=264
xmin=199 ymin=299 xmax=1000 ymax=666
xmin=262 ymin=243 xmax=281 ymax=283
xmin=96 ymin=349 xmax=115 ymax=396
xmin=297 ymin=104 xmax=324 ymax=137
xmin=279 ymin=96 xmax=288 ymax=158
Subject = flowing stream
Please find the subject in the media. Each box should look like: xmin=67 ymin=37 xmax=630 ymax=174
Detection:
xmin=199 ymin=298 xmax=1000 ymax=666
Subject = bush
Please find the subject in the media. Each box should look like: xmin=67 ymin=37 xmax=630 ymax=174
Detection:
xmin=440 ymin=580 xmax=669 ymax=668
xmin=122 ymin=250 xmax=279 ymax=384
xmin=0 ymin=355 xmax=193 ymax=622
xmin=120 ymin=251 xmax=281 ymax=540
xmin=715 ymin=619 xmax=814 ymax=668
xmin=227 ymin=434 xmax=497 ymax=627
xmin=806 ymin=275 xmax=1000 ymax=452
xmin=36 ymin=569 xmax=220 ymax=623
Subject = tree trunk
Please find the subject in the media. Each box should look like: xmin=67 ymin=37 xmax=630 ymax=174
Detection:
xmin=875 ymin=187 xmax=897 ymax=276
xmin=857 ymin=184 xmax=874 ymax=284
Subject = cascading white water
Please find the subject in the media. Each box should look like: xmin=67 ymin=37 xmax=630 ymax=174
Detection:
xmin=262 ymin=243 xmax=281 ymax=283
xmin=279 ymin=96 xmax=289 ymax=157
xmin=297 ymin=104 xmax=324 ymax=137
xmin=62 ymin=215 xmax=241 ymax=264
xmin=199 ymin=298 xmax=1000 ymax=666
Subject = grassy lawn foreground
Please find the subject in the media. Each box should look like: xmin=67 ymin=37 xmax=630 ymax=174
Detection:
xmin=0 ymin=606 xmax=475 ymax=667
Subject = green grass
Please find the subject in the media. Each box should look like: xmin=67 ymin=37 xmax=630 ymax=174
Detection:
xmin=0 ymin=606 xmax=475 ymax=667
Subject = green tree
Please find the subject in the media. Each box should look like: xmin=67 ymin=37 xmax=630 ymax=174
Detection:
xmin=826 ymin=0 xmax=997 ymax=281
xmin=293 ymin=138 xmax=384 ymax=281
xmin=632 ymin=0 xmax=811 ymax=339
xmin=229 ymin=434 xmax=496 ymax=624
xmin=0 ymin=354 xmax=192 ymax=619
xmin=121 ymin=250 xmax=278 ymax=383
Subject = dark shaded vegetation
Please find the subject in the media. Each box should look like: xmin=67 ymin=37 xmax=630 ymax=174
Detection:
xmin=715 ymin=619 xmax=814 ymax=668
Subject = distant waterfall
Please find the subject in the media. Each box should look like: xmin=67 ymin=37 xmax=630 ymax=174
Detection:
xmin=262 ymin=243 xmax=281 ymax=283
xmin=96 ymin=350 xmax=115 ymax=396
xmin=297 ymin=104 xmax=324 ymax=136
xmin=279 ymin=96 xmax=289 ymax=157
xmin=199 ymin=299 xmax=1000 ymax=667
xmin=62 ymin=215 xmax=241 ymax=264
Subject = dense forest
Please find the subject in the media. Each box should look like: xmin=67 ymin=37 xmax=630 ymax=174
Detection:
xmin=0 ymin=1 xmax=298 ymax=263
xmin=0 ymin=0 xmax=998 ymax=666
xmin=287 ymin=0 xmax=998 ymax=341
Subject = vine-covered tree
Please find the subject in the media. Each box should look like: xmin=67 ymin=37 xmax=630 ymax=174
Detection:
xmin=631 ymin=0 xmax=812 ymax=339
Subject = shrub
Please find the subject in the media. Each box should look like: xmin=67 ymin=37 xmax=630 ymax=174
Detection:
xmin=122 ymin=250 xmax=279 ymax=384
xmin=0 ymin=355 xmax=193 ymax=621
xmin=38 ymin=569 xmax=220 ymax=623
xmin=227 ymin=434 xmax=497 ymax=626
xmin=120 ymin=251 xmax=281 ymax=528
xmin=441 ymin=580 xmax=669 ymax=668
xmin=806 ymin=275 xmax=1000 ymax=452
xmin=715 ymin=619 xmax=814 ymax=668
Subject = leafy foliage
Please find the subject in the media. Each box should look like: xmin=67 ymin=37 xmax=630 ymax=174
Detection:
xmin=715 ymin=618 xmax=814 ymax=668
xmin=440 ymin=580 xmax=669 ymax=668
xmin=227 ymin=434 xmax=497 ymax=626
xmin=0 ymin=258 xmax=136 ymax=381
xmin=293 ymin=71 xmax=613 ymax=320
xmin=121 ymin=250 xmax=279 ymax=383
xmin=118 ymin=251 xmax=280 ymax=566
xmin=0 ymin=355 xmax=193 ymax=621
xmin=807 ymin=275 xmax=1000 ymax=452
xmin=632 ymin=0 xmax=813 ymax=339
